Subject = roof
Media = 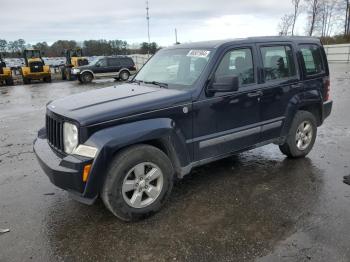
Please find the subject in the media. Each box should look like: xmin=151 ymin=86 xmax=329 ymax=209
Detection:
xmin=166 ymin=36 xmax=320 ymax=50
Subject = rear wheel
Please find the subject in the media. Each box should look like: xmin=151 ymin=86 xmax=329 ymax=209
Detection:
xmin=22 ymin=77 xmax=31 ymax=85
xmin=279 ymin=110 xmax=317 ymax=158
xmin=5 ymin=77 xmax=14 ymax=86
xmin=119 ymin=70 xmax=130 ymax=81
xmin=61 ymin=67 xmax=67 ymax=80
xmin=43 ymin=75 xmax=51 ymax=83
xmin=101 ymin=144 xmax=174 ymax=221
xmin=81 ymin=72 xmax=93 ymax=84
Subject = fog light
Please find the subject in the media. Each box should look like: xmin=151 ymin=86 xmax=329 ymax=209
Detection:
xmin=82 ymin=164 xmax=92 ymax=182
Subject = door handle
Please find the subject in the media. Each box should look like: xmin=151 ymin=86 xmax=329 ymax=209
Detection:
xmin=291 ymin=83 xmax=302 ymax=89
xmin=247 ymin=91 xmax=263 ymax=98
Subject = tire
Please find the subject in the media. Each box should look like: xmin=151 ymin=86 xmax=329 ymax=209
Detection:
xmin=44 ymin=75 xmax=52 ymax=83
xmin=101 ymin=144 xmax=174 ymax=221
xmin=279 ymin=110 xmax=317 ymax=158
xmin=81 ymin=72 xmax=93 ymax=84
xmin=119 ymin=70 xmax=130 ymax=81
xmin=66 ymin=70 xmax=74 ymax=81
xmin=22 ymin=77 xmax=31 ymax=85
xmin=77 ymin=75 xmax=83 ymax=84
xmin=61 ymin=68 xmax=67 ymax=80
xmin=5 ymin=77 xmax=14 ymax=86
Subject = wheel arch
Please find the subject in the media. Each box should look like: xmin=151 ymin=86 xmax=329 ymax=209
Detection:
xmin=280 ymin=92 xmax=323 ymax=139
xmin=81 ymin=118 xmax=190 ymax=198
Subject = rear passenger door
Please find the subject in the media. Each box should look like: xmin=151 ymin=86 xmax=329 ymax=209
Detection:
xmin=108 ymin=58 xmax=122 ymax=76
xmin=257 ymin=43 xmax=301 ymax=141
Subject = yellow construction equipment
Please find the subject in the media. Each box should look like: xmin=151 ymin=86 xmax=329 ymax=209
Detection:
xmin=21 ymin=49 xmax=51 ymax=84
xmin=61 ymin=48 xmax=89 ymax=81
xmin=0 ymin=54 xmax=14 ymax=86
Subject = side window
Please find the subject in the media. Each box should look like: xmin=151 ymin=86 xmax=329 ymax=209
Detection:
xmin=108 ymin=58 xmax=121 ymax=67
xmin=299 ymin=44 xmax=324 ymax=75
xmin=121 ymin=58 xmax=134 ymax=67
xmin=215 ymin=48 xmax=254 ymax=86
xmin=260 ymin=45 xmax=296 ymax=81
xmin=97 ymin=59 xmax=107 ymax=67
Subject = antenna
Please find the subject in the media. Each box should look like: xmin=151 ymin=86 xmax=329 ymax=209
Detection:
xmin=146 ymin=0 xmax=150 ymax=56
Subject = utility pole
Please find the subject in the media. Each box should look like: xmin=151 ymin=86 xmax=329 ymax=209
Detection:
xmin=175 ymin=28 xmax=178 ymax=44
xmin=146 ymin=0 xmax=150 ymax=56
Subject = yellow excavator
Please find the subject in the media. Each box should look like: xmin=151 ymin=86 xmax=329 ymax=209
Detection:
xmin=21 ymin=49 xmax=51 ymax=84
xmin=61 ymin=48 xmax=89 ymax=81
xmin=0 ymin=54 xmax=14 ymax=86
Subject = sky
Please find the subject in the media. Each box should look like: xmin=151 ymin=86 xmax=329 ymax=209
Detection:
xmin=0 ymin=0 xmax=307 ymax=47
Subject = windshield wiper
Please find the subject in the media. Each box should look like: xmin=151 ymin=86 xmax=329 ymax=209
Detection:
xmin=144 ymin=81 xmax=168 ymax=89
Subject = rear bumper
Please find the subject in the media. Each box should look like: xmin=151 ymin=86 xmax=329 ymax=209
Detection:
xmin=33 ymin=129 xmax=97 ymax=204
xmin=322 ymin=100 xmax=333 ymax=121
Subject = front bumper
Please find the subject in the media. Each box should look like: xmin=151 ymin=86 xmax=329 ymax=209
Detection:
xmin=24 ymin=72 xmax=50 ymax=79
xmin=33 ymin=129 xmax=97 ymax=204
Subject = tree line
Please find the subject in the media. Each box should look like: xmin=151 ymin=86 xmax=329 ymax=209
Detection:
xmin=278 ymin=0 xmax=350 ymax=42
xmin=0 ymin=39 xmax=160 ymax=58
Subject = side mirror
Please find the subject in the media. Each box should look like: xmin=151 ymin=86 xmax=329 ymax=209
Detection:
xmin=208 ymin=75 xmax=239 ymax=93
xmin=95 ymin=63 xmax=100 ymax=67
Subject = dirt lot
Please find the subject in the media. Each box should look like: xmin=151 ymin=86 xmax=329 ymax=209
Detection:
xmin=0 ymin=64 xmax=350 ymax=262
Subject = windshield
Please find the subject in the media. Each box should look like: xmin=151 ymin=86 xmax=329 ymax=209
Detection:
xmin=134 ymin=48 xmax=212 ymax=89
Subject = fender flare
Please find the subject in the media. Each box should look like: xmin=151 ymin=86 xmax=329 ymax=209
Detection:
xmin=280 ymin=91 xmax=323 ymax=138
xmin=80 ymin=69 xmax=94 ymax=77
xmin=82 ymin=118 xmax=190 ymax=198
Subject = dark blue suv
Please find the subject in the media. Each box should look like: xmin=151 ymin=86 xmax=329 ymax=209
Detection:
xmin=34 ymin=36 xmax=332 ymax=221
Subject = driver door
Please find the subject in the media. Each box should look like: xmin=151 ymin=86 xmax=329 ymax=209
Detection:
xmin=193 ymin=45 xmax=262 ymax=161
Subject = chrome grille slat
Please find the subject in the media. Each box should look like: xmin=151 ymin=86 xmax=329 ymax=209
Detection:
xmin=46 ymin=114 xmax=64 ymax=152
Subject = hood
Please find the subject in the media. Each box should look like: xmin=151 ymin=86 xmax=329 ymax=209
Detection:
xmin=48 ymin=83 xmax=191 ymax=126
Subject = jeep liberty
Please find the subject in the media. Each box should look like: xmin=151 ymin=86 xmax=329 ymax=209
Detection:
xmin=34 ymin=37 xmax=332 ymax=221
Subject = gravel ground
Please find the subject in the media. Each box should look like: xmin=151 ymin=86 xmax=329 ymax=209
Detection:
xmin=0 ymin=64 xmax=349 ymax=262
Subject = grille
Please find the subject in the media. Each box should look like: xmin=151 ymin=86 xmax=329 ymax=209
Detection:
xmin=46 ymin=115 xmax=64 ymax=152
xmin=30 ymin=61 xmax=44 ymax=73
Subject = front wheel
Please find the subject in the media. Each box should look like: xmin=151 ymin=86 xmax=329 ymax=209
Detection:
xmin=101 ymin=144 xmax=174 ymax=221
xmin=5 ymin=78 xmax=14 ymax=86
xmin=81 ymin=72 xmax=93 ymax=84
xmin=279 ymin=110 xmax=317 ymax=158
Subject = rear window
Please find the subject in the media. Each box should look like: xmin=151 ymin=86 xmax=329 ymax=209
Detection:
xmin=260 ymin=45 xmax=296 ymax=81
xmin=121 ymin=58 xmax=134 ymax=67
xmin=299 ymin=44 xmax=324 ymax=75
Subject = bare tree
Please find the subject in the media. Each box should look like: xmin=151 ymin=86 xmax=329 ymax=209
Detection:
xmin=318 ymin=0 xmax=338 ymax=37
xmin=305 ymin=0 xmax=322 ymax=36
xmin=291 ymin=0 xmax=301 ymax=35
xmin=345 ymin=0 xmax=350 ymax=35
xmin=278 ymin=14 xmax=294 ymax=35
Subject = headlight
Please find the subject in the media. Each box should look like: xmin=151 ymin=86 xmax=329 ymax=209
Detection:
xmin=63 ymin=122 xmax=78 ymax=154
xmin=72 ymin=68 xmax=80 ymax=74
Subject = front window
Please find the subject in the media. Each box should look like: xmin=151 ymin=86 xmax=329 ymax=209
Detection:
xmin=134 ymin=48 xmax=213 ymax=89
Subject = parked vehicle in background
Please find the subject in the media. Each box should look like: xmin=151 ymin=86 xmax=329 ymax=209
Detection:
xmin=61 ymin=48 xmax=89 ymax=81
xmin=34 ymin=36 xmax=332 ymax=221
xmin=71 ymin=56 xmax=137 ymax=84
xmin=21 ymin=49 xmax=51 ymax=84
xmin=0 ymin=54 xmax=14 ymax=86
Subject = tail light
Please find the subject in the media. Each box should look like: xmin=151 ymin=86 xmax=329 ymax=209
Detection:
xmin=324 ymin=77 xmax=330 ymax=101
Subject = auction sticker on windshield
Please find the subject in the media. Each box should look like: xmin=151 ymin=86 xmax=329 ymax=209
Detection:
xmin=187 ymin=50 xmax=211 ymax=58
